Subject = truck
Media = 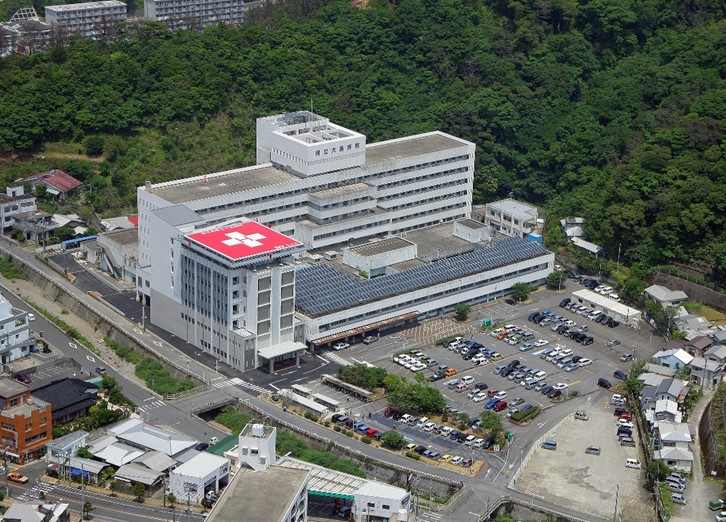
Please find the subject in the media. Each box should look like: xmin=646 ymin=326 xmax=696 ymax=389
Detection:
xmin=710 ymin=499 xmax=725 ymax=511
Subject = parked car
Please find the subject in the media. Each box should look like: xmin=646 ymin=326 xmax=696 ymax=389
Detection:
xmin=598 ymin=378 xmax=612 ymax=389
xmin=95 ymin=366 xmax=107 ymax=376
xmin=363 ymin=335 xmax=378 ymax=344
xmin=13 ymin=373 xmax=31 ymax=384
xmin=613 ymin=370 xmax=628 ymax=381
xmin=585 ymin=445 xmax=601 ymax=455
xmin=332 ymin=342 xmax=350 ymax=350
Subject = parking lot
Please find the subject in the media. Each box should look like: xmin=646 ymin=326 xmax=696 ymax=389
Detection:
xmin=515 ymin=401 xmax=653 ymax=521
xmin=294 ymin=285 xmax=662 ymax=477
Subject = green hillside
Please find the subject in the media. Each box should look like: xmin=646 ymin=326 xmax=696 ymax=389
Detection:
xmin=0 ymin=0 xmax=724 ymax=279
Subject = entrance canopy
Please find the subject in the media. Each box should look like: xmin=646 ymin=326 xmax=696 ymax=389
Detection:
xmin=257 ymin=341 xmax=307 ymax=360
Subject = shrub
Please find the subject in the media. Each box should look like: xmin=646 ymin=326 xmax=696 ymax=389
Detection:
xmin=405 ymin=452 xmax=421 ymax=460
xmin=334 ymin=425 xmax=341 ymax=432
xmin=304 ymin=412 xmax=317 ymax=421
xmin=511 ymin=407 xmax=541 ymax=422
xmin=362 ymin=436 xmax=372 ymax=444
xmin=214 ymin=406 xmax=251 ymax=433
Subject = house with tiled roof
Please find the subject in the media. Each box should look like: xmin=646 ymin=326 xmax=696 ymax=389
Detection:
xmin=23 ymin=169 xmax=83 ymax=200
xmin=690 ymin=344 xmax=726 ymax=389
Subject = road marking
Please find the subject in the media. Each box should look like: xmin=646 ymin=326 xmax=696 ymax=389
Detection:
xmin=86 ymin=355 xmax=95 ymax=362
xmin=143 ymin=397 xmax=155 ymax=402
xmin=153 ymin=340 xmax=162 ymax=347
xmin=568 ymin=380 xmax=581 ymax=386
xmin=134 ymin=328 xmax=143 ymax=334
xmin=68 ymin=342 xmax=78 ymax=349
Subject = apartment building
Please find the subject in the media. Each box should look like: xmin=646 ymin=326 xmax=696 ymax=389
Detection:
xmin=0 ymin=378 xmax=52 ymax=463
xmin=0 ymin=294 xmax=36 ymax=364
xmin=144 ymin=0 xmax=261 ymax=29
xmin=44 ymin=1 xmax=127 ymax=39
xmin=0 ymin=186 xmax=36 ymax=233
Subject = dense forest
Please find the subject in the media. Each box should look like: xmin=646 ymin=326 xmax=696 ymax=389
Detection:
xmin=0 ymin=0 xmax=724 ymax=281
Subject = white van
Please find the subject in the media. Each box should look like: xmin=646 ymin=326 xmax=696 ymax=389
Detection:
xmin=472 ymin=438 xmax=484 ymax=448
xmin=465 ymin=435 xmax=477 ymax=446
xmin=533 ymin=371 xmax=547 ymax=381
xmin=461 ymin=376 xmax=474 ymax=385
xmin=416 ymin=417 xmax=429 ymax=428
xmin=625 ymin=458 xmax=641 ymax=469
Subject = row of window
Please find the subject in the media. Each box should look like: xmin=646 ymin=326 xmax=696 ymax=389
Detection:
xmin=377 ymin=166 xmax=469 ymax=191
xmin=314 ymin=219 xmax=390 ymax=242
xmin=385 ymin=190 xmax=468 ymax=213
xmin=390 ymin=201 xmax=467 ymax=224
xmin=377 ymin=178 xmax=465 ymax=203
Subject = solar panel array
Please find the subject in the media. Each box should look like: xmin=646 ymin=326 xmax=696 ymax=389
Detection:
xmin=296 ymin=237 xmax=549 ymax=317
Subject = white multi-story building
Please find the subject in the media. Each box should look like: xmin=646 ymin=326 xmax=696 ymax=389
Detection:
xmin=135 ymin=112 xmax=555 ymax=370
xmin=0 ymin=294 xmax=35 ymax=364
xmin=144 ymin=0 xmax=259 ymax=29
xmin=482 ymin=198 xmax=538 ymax=238
xmin=44 ymin=1 xmax=126 ymax=39
xmin=0 ymin=187 xmax=36 ymax=233
xmin=137 ymin=111 xmax=474 ymax=295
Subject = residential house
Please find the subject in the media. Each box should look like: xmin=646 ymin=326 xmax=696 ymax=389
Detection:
xmin=23 ymin=169 xmax=83 ymax=200
xmin=685 ymin=335 xmax=713 ymax=357
xmin=653 ymin=421 xmax=694 ymax=473
xmin=673 ymin=313 xmax=712 ymax=340
xmin=0 ymin=186 xmax=37 ymax=233
xmin=640 ymin=385 xmax=657 ymax=411
xmin=0 ymin=501 xmax=70 ymax=522
xmin=45 ymin=430 xmax=88 ymax=466
xmin=690 ymin=345 xmax=726 ymax=389
xmin=33 ymin=378 xmax=98 ymax=424
xmin=655 ymin=378 xmax=685 ymax=403
xmin=560 ymin=216 xmax=585 ymax=239
xmin=651 ymin=348 xmax=693 ymax=370
xmin=0 ymin=378 xmax=52 ymax=463
xmin=652 ymin=399 xmax=681 ymax=423
xmin=644 ymin=285 xmax=689 ymax=308
xmin=11 ymin=212 xmax=59 ymax=242
xmin=570 ymin=237 xmax=603 ymax=255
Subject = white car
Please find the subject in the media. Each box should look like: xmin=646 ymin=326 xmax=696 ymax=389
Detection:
xmin=617 ymin=420 xmax=633 ymax=429
xmin=478 ymin=358 xmax=490 ymax=366
xmin=565 ymin=320 xmax=576 ymax=327
xmin=27 ymin=313 xmax=35 ymax=321
xmin=472 ymin=354 xmax=486 ymax=364
xmin=534 ymin=339 xmax=549 ymax=347
xmin=609 ymin=293 xmax=620 ymax=301
xmin=520 ymin=377 xmax=535 ymax=387
xmin=494 ymin=391 xmax=507 ymax=400
xmin=559 ymin=348 xmax=573 ymax=357
xmin=553 ymin=383 xmax=569 ymax=391
xmin=411 ymin=363 xmax=427 ymax=372
xmin=625 ymin=459 xmax=641 ymax=469
xmin=578 ymin=358 xmax=592 ymax=367
xmin=611 ymin=394 xmax=625 ymax=403
xmin=490 ymin=328 xmax=505 ymax=337
xmin=332 ymin=342 xmax=350 ymax=350
xmin=473 ymin=393 xmax=488 ymax=403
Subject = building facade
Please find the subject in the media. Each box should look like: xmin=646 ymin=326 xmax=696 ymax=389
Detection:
xmin=0 ymin=187 xmax=36 ymax=234
xmin=482 ymin=199 xmax=538 ymax=238
xmin=144 ymin=0 xmax=259 ymax=30
xmin=0 ymin=295 xmax=35 ymax=364
xmin=44 ymin=1 xmax=126 ymax=39
xmin=0 ymin=379 xmax=52 ymax=463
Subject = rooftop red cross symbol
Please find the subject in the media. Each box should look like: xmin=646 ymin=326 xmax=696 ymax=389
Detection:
xmin=221 ymin=231 xmax=266 ymax=248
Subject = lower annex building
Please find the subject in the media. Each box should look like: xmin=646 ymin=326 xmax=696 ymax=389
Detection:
xmin=130 ymin=112 xmax=554 ymax=373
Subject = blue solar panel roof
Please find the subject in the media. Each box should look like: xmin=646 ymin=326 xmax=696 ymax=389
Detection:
xmin=295 ymin=236 xmax=549 ymax=317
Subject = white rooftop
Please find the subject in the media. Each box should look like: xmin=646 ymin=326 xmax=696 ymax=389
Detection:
xmin=486 ymin=198 xmax=537 ymax=220
xmin=570 ymin=236 xmax=603 ymax=254
xmin=652 ymin=348 xmax=694 ymax=366
xmin=572 ymin=289 xmax=641 ymax=319
xmin=645 ymin=285 xmax=688 ymax=302
xmin=45 ymin=1 xmax=125 ymax=12
xmin=172 ymin=452 xmax=229 ymax=479
xmin=111 ymin=418 xmax=197 ymax=457
xmin=356 ymin=480 xmax=408 ymax=500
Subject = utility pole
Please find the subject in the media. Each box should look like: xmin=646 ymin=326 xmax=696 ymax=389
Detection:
xmin=612 ymin=483 xmax=619 ymax=522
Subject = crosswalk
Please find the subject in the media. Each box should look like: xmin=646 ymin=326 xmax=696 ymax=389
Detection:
xmin=418 ymin=510 xmax=443 ymax=521
xmin=18 ymin=482 xmax=55 ymax=501
xmin=138 ymin=399 xmax=165 ymax=412
xmin=323 ymin=353 xmax=351 ymax=367
xmin=211 ymin=377 xmax=268 ymax=394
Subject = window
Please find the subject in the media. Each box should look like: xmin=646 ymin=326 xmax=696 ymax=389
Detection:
xmin=382 ymin=505 xmax=390 ymax=510
xmin=367 ymin=502 xmax=375 ymax=508
xmin=40 ymin=418 xmax=46 ymax=425
xmin=25 ymin=423 xmax=32 ymax=431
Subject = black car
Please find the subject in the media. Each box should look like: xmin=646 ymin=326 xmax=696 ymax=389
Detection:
xmin=195 ymin=442 xmax=210 ymax=451
xmin=505 ymin=298 xmax=516 ymax=305
xmin=475 ymin=382 xmax=489 ymax=391
xmin=528 ymin=312 xmax=539 ymax=321
xmin=608 ymin=319 xmax=620 ymax=328
xmin=582 ymin=336 xmax=594 ymax=345
xmin=507 ymin=360 xmax=520 ymax=369
xmin=482 ymin=435 xmax=497 ymax=449
xmin=565 ymin=270 xmax=576 ymax=278
xmin=613 ymin=407 xmax=627 ymax=416
xmin=332 ymin=413 xmax=346 ymax=423
xmin=596 ymin=314 xmax=609 ymax=324
xmin=555 ymin=324 xmax=569 ymax=334
xmin=617 ymin=428 xmax=632 ymax=437
xmin=462 ymin=349 xmax=478 ymax=360
xmin=540 ymin=385 xmax=554 ymax=395
xmin=415 ymin=445 xmax=427 ymax=454
xmin=614 ymin=370 xmax=628 ymax=380
xmin=530 ymin=313 xmax=544 ymax=323
xmin=598 ymin=378 xmax=612 ymax=389
xmin=559 ymin=298 xmax=571 ymax=307
xmin=547 ymin=389 xmax=562 ymax=399
xmin=449 ymin=430 xmax=461 ymax=440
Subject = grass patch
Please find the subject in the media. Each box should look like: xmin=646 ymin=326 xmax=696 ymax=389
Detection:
xmin=510 ymin=407 xmax=541 ymax=422
xmin=105 ymin=337 xmax=194 ymax=395
xmin=276 ymin=430 xmax=365 ymax=477
xmin=214 ymin=406 xmax=251 ymax=433
xmin=659 ymin=482 xmax=672 ymax=521
xmin=30 ymin=301 xmax=100 ymax=355
xmin=0 ymin=256 xmax=28 ymax=280
xmin=700 ymin=304 xmax=726 ymax=325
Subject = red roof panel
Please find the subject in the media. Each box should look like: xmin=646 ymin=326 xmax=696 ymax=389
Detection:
xmin=186 ymin=222 xmax=301 ymax=261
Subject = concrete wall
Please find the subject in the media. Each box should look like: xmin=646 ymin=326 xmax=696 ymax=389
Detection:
xmin=651 ymin=272 xmax=726 ymax=313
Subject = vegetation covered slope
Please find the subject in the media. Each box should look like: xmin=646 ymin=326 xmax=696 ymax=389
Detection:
xmin=0 ymin=0 xmax=724 ymax=277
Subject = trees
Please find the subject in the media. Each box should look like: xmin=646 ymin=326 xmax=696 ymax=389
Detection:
xmin=77 ymin=446 xmax=93 ymax=459
xmin=512 ymin=283 xmax=534 ymax=302
xmin=132 ymin=482 xmax=146 ymax=502
xmin=338 ymin=364 xmax=387 ymax=390
xmin=82 ymin=501 xmax=94 ymax=520
xmin=454 ymin=303 xmax=470 ymax=321
xmin=381 ymin=430 xmax=405 ymax=450
xmin=647 ymin=460 xmax=670 ymax=482
xmin=479 ymin=411 xmax=504 ymax=435
xmin=166 ymin=492 xmax=177 ymax=507
xmin=545 ymin=271 xmax=567 ymax=290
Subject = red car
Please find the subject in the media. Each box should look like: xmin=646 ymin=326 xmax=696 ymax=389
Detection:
xmin=618 ymin=413 xmax=633 ymax=422
xmin=487 ymin=389 xmax=500 ymax=398
xmin=13 ymin=373 xmax=31 ymax=384
xmin=365 ymin=428 xmax=379 ymax=438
